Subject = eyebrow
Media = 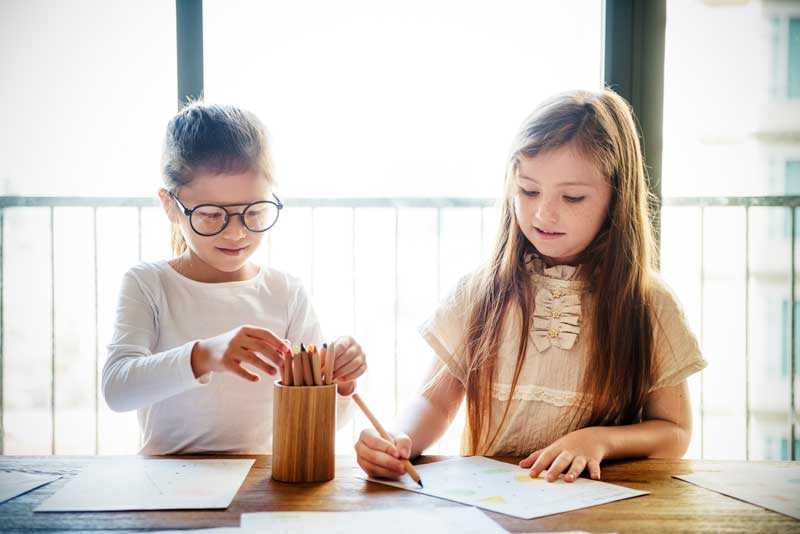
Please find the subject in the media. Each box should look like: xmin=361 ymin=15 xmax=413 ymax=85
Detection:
xmin=517 ymin=174 xmax=596 ymax=188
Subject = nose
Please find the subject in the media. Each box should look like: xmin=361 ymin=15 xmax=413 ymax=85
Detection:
xmin=221 ymin=212 xmax=248 ymax=239
xmin=534 ymin=195 xmax=559 ymax=226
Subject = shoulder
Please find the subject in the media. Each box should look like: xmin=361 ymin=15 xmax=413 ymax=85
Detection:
xmin=122 ymin=260 xmax=172 ymax=292
xmin=261 ymin=267 xmax=310 ymax=301
xmin=448 ymin=267 xmax=483 ymax=300
xmin=647 ymin=273 xmax=687 ymax=318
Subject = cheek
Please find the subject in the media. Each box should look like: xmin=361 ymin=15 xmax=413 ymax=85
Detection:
xmin=573 ymin=203 xmax=607 ymax=235
xmin=513 ymin=195 xmax=528 ymax=223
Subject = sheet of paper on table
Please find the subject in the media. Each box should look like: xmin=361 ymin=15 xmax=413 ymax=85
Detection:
xmin=243 ymin=507 xmax=506 ymax=533
xmin=674 ymin=464 xmax=800 ymax=520
xmin=363 ymin=456 xmax=648 ymax=520
xmin=0 ymin=471 xmax=61 ymax=504
xmin=241 ymin=507 xmax=604 ymax=534
xmin=34 ymin=458 xmax=254 ymax=512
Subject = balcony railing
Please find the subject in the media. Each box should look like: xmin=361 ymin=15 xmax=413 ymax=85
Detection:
xmin=1 ymin=195 xmax=797 ymax=460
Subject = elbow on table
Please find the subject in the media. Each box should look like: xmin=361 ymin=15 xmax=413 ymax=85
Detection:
xmin=650 ymin=423 xmax=692 ymax=459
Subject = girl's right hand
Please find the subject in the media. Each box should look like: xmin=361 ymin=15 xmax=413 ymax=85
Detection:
xmin=355 ymin=428 xmax=412 ymax=479
xmin=191 ymin=326 xmax=292 ymax=382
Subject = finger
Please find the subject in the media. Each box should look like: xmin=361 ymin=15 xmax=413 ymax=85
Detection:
xmin=357 ymin=456 xmax=405 ymax=479
xmin=334 ymin=343 xmax=361 ymax=372
xmin=564 ymin=456 xmax=587 ymax=482
xmin=336 ymin=363 xmax=366 ymax=383
xmin=240 ymin=339 xmax=284 ymax=368
xmin=335 ymin=353 xmax=364 ymax=378
xmin=242 ymin=326 xmax=292 ymax=353
xmin=391 ymin=433 xmax=412 ymax=459
xmin=545 ymin=451 xmax=575 ymax=482
xmin=225 ymin=360 xmax=260 ymax=382
xmin=359 ymin=430 xmax=400 ymax=458
xmin=519 ymin=449 xmax=542 ymax=468
xmin=355 ymin=439 xmax=406 ymax=473
xmin=529 ymin=448 xmax=559 ymax=479
xmin=238 ymin=351 xmax=278 ymax=376
xmin=587 ymin=459 xmax=601 ymax=480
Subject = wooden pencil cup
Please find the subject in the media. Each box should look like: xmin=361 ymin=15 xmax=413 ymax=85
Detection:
xmin=272 ymin=380 xmax=336 ymax=483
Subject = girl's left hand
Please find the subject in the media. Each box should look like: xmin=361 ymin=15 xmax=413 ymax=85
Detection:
xmin=519 ymin=427 xmax=606 ymax=482
xmin=326 ymin=336 xmax=367 ymax=395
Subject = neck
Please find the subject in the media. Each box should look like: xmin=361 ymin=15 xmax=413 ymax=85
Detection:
xmin=169 ymin=252 xmax=257 ymax=283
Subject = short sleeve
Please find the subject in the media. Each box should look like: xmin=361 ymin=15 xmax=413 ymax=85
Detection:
xmin=418 ymin=274 xmax=475 ymax=385
xmin=650 ymin=277 xmax=708 ymax=390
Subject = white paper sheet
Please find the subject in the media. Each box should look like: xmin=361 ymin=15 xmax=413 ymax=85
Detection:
xmin=363 ymin=456 xmax=647 ymax=520
xmin=674 ymin=464 xmax=800 ymax=520
xmin=34 ymin=458 xmax=254 ymax=512
xmin=0 ymin=471 xmax=61 ymax=504
xmin=241 ymin=507 xmax=509 ymax=533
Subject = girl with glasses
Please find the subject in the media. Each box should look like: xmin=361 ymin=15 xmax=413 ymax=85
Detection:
xmin=102 ymin=102 xmax=366 ymax=454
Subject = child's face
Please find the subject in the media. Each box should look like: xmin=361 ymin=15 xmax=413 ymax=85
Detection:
xmin=513 ymin=145 xmax=612 ymax=266
xmin=171 ymin=168 xmax=271 ymax=277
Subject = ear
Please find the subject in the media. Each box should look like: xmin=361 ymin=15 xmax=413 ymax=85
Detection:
xmin=158 ymin=188 xmax=179 ymax=224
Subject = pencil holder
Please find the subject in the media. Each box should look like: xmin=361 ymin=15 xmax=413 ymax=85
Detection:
xmin=272 ymin=380 xmax=336 ymax=483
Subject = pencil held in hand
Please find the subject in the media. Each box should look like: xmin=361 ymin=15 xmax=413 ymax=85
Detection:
xmin=291 ymin=348 xmax=304 ymax=386
xmin=283 ymin=351 xmax=293 ymax=386
xmin=352 ymin=393 xmax=423 ymax=488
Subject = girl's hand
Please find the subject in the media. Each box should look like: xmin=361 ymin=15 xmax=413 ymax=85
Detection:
xmin=519 ymin=427 xmax=606 ymax=482
xmin=191 ymin=326 xmax=292 ymax=382
xmin=355 ymin=428 xmax=411 ymax=479
xmin=326 ymin=336 xmax=367 ymax=395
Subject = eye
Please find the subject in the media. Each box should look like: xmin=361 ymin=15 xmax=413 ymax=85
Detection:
xmin=518 ymin=186 xmax=539 ymax=197
xmin=563 ymin=195 xmax=585 ymax=203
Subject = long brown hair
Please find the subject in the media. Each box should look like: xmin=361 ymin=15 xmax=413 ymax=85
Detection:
xmin=161 ymin=101 xmax=274 ymax=256
xmin=459 ymin=89 xmax=657 ymax=454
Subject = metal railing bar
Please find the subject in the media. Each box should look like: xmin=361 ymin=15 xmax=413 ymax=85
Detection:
xmin=745 ymin=206 xmax=751 ymax=460
xmin=93 ymin=208 xmax=99 ymax=455
xmin=791 ymin=207 xmax=797 ymax=461
xmin=50 ymin=207 xmax=56 ymax=455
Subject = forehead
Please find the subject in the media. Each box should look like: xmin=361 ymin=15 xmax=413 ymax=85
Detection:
xmin=516 ymin=145 xmax=607 ymax=187
xmin=180 ymin=168 xmax=270 ymax=204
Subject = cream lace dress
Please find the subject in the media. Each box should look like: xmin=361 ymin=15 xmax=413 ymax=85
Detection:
xmin=419 ymin=257 xmax=708 ymax=456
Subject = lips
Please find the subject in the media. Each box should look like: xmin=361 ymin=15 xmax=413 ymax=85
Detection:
xmin=534 ymin=226 xmax=565 ymax=239
xmin=217 ymin=246 xmax=248 ymax=256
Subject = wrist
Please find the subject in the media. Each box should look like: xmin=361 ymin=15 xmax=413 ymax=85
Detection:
xmin=336 ymin=380 xmax=356 ymax=396
xmin=190 ymin=341 xmax=209 ymax=378
xmin=584 ymin=426 xmax=612 ymax=459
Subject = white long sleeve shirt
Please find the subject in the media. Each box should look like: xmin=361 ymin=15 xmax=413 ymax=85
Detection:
xmin=102 ymin=260 xmax=353 ymax=455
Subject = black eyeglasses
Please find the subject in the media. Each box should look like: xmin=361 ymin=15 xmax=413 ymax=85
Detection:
xmin=169 ymin=191 xmax=283 ymax=236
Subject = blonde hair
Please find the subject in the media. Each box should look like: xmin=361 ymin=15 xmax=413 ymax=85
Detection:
xmin=161 ymin=101 xmax=274 ymax=256
xmin=454 ymin=89 xmax=657 ymax=455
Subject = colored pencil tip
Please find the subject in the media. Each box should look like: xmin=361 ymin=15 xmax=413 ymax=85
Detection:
xmin=300 ymin=343 xmax=306 ymax=351
xmin=417 ymin=480 xmax=424 ymax=488
xmin=323 ymin=342 xmax=328 ymax=348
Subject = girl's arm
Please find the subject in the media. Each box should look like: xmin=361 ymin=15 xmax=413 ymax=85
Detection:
xmin=355 ymin=357 xmax=465 ymax=478
xmin=103 ymin=271 xmax=289 ymax=412
xmin=520 ymin=381 xmax=692 ymax=482
xmin=397 ymin=359 xmax=465 ymax=458
xmin=102 ymin=271 xmax=207 ymax=412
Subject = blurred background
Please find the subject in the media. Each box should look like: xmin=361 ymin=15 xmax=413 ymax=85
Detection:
xmin=0 ymin=0 xmax=798 ymax=460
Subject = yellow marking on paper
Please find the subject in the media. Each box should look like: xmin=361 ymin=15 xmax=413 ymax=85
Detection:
xmin=514 ymin=475 xmax=542 ymax=483
xmin=479 ymin=496 xmax=507 ymax=504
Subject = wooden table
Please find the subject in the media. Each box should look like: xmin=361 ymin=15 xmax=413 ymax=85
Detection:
xmin=0 ymin=455 xmax=798 ymax=533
